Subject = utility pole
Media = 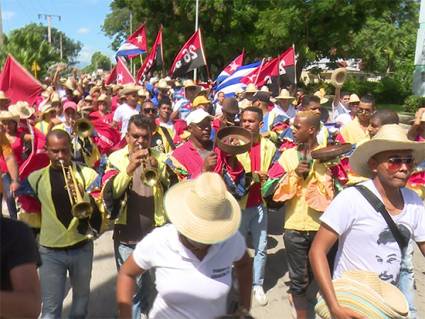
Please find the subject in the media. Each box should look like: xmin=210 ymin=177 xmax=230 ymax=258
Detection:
xmin=193 ymin=0 xmax=199 ymax=81
xmin=59 ymin=33 xmax=63 ymax=60
xmin=129 ymin=11 xmax=134 ymax=76
xmin=38 ymin=13 xmax=61 ymax=44
xmin=0 ymin=0 xmax=4 ymax=46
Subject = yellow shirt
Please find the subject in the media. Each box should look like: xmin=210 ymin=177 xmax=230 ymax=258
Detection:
xmin=340 ymin=117 xmax=369 ymax=144
xmin=35 ymin=120 xmax=50 ymax=136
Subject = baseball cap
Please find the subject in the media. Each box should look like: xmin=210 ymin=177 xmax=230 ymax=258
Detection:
xmin=186 ymin=109 xmax=213 ymax=125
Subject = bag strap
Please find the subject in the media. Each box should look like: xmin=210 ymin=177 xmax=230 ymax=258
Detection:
xmin=354 ymin=185 xmax=408 ymax=252
xmin=159 ymin=126 xmax=176 ymax=151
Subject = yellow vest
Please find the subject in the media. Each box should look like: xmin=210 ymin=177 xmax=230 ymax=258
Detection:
xmin=28 ymin=163 xmax=98 ymax=248
xmin=236 ymin=137 xmax=276 ymax=208
xmin=105 ymin=145 xmax=168 ymax=226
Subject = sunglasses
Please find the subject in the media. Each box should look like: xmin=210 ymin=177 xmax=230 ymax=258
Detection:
xmin=143 ymin=108 xmax=156 ymax=114
xmin=387 ymin=157 xmax=415 ymax=171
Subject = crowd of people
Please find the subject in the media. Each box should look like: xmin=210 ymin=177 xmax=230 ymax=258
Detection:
xmin=1 ymin=65 xmax=425 ymax=319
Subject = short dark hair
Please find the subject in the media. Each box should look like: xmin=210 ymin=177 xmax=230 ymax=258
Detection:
xmin=127 ymin=114 xmax=154 ymax=133
xmin=301 ymin=95 xmax=321 ymax=108
xmin=158 ymin=97 xmax=172 ymax=107
xmin=371 ymin=109 xmax=399 ymax=125
xmin=241 ymin=106 xmax=263 ymax=122
xmin=297 ymin=110 xmax=321 ymax=130
xmin=360 ymin=94 xmax=375 ymax=106
xmin=341 ymin=91 xmax=350 ymax=98
xmin=46 ymin=129 xmax=72 ymax=146
xmin=142 ymin=100 xmax=155 ymax=109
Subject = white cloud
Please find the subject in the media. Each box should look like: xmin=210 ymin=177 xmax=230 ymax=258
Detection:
xmin=77 ymin=46 xmax=95 ymax=66
xmin=77 ymin=27 xmax=90 ymax=34
xmin=2 ymin=11 xmax=15 ymax=21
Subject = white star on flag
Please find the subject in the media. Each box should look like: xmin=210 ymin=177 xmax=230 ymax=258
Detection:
xmin=117 ymin=73 xmax=124 ymax=83
xmin=229 ymin=61 xmax=238 ymax=72
xmin=136 ymin=35 xmax=143 ymax=43
xmin=248 ymin=74 xmax=256 ymax=82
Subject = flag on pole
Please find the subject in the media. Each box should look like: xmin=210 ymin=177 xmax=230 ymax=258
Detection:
xmin=0 ymin=55 xmax=43 ymax=105
xmin=105 ymin=57 xmax=135 ymax=85
xmin=215 ymin=51 xmax=245 ymax=85
xmin=169 ymin=29 xmax=207 ymax=78
xmin=116 ymin=24 xmax=148 ymax=58
xmin=215 ymin=61 xmax=261 ymax=97
xmin=252 ymin=57 xmax=279 ymax=87
xmin=278 ymin=47 xmax=296 ymax=83
xmin=136 ymin=26 xmax=163 ymax=82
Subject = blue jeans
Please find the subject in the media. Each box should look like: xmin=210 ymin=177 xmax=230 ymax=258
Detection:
xmin=239 ymin=204 xmax=268 ymax=286
xmin=39 ymin=241 xmax=93 ymax=319
xmin=398 ymin=240 xmax=416 ymax=318
xmin=2 ymin=173 xmax=18 ymax=219
xmin=114 ymin=241 xmax=154 ymax=319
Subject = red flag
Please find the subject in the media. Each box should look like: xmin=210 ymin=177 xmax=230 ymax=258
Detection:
xmin=137 ymin=27 xmax=163 ymax=82
xmin=278 ymin=47 xmax=295 ymax=75
xmin=240 ymin=59 xmax=264 ymax=85
xmin=127 ymin=23 xmax=148 ymax=53
xmin=255 ymin=57 xmax=279 ymax=87
xmin=0 ymin=55 xmax=43 ymax=105
xmin=169 ymin=29 xmax=207 ymax=77
xmin=19 ymin=127 xmax=49 ymax=179
xmin=91 ymin=120 xmax=122 ymax=155
xmin=105 ymin=58 xmax=135 ymax=85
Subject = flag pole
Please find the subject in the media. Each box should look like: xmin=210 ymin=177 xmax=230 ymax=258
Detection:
xmin=129 ymin=12 xmax=134 ymax=77
xmin=193 ymin=0 xmax=199 ymax=82
xmin=293 ymin=43 xmax=297 ymax=88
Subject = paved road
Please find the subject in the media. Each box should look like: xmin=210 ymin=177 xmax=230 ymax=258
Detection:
xmin=62 ymin=210 xmax=425 ymax=318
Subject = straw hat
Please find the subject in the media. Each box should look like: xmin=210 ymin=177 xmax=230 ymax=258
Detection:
xmin=0 ymin=91 xmax=10 ymax=101
xmin=0 ymin=110 xmax=20 ymax=122
xmin=349 ymin=93 xmax=360 ymax=103
xmin=9 ymin=101 xmax=35 ymax=119
xmin=192 ymin=95 xmax=211 ymax=108
xmin=84 ymin=95 xmax=93 ymax=102
xmin=350 ymin=124 xmax=425 ymax=178
xmin=164 ymin=172 xmax=241 ymax=244
xmin=137 ymin=88 xmax=148 ymax=98
xmin=183 ymin=79 xmax=198 ymax=88
xmin=245 ymin=83 xmax=257 ymax=94
xmin=275 ymin=89 xmax=295 ymax=101
xmin=50 ymin=93 xmax=61 ymax=104
xmin=315 ymin=270 xmax=408 ymax=319
xmin=314 ymin=88 xmax=329 ymax=104
xmin=39 ymin=102 xmax=55 ymax=114
xmin=97 ymin=94 xmax=107 ymax=102
xmin=89 ymin=86 xmax=101 ymax=96
xmin=121 ymin=85 xmax=140 ymax=95
xmin=63 ymin=79 xmax=75 ymax=91
xmin=157 ymin=79 xmax=170 ymax=90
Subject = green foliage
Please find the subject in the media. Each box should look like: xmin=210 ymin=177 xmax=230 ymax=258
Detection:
xmin=0 ymin=23 xmax=82 ymax=78
xmin=82 ymin=52 xmax=112 ymax=73
xmin=403 ymin=95 xmax=425 ymax=113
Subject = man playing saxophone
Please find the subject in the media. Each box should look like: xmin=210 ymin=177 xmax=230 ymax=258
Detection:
xmin=102 ymin=114 xmax=168 ymax=319
xmin=17 ymin=129 xmax=101 ymax=318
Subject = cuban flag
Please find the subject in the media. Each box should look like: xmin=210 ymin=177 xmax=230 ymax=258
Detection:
xmin=116 ymin=24 xmax=147 ymax=58
xmin=215 ymin=51 xmax=244 ymax=85
xmin=214 ymin=61 xmax=261 ymax=97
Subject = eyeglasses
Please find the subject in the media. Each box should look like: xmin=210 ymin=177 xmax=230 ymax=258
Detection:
xmin=357 ymin=108 xmax=372 ymax=114
xmin=387 ymin=157 xmax=415 ymax=171
xmin=143 ymin=108 xmax=156 ymax=114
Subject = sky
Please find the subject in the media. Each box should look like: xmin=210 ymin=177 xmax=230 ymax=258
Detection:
xmin=1 ymin=0 xmax=117 ymax=66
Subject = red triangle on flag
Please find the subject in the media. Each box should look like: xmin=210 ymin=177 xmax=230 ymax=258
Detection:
xmin=127 ymin=23 xmax=148 ymax=52
xmin=105 ymin=58 xmax=135 ymax=85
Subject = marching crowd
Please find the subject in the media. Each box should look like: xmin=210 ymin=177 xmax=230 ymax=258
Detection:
xmin=1 ymin=66 xmax=425 ymax=319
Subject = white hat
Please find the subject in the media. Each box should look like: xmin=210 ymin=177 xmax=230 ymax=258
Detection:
xmin=350 ymin=124 xmax=425 ymax=178
xmin=275 ymin=89 xmax=295 ymax=101
xmin=186 ymin=108 xmax=213 ymax=125
xmin=164 ymin=172 xmax=241 ymax=244
xmin=244 ymin=83 xmax=257 ymax=93
xmin=9 ymin=101 xmax=35 ymax=119
xmin=349 ymin=93 xmax=360 ymax=103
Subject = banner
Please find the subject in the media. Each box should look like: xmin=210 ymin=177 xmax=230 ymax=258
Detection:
xmin=105 ymin=57 xmax=135 ymax=85
xmin=136 ymin=26 xmax=163 ymax=82
xmin=0 ymin=55 xmax=43 ymax=105
xmin=169 ymin=29 xmax=207 ymax=77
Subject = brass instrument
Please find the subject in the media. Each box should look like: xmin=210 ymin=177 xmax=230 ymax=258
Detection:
xmin=74 ymin=118 xmax=93 ymax=138
xmin=138 ymin=145 xmax=159 ymax=187
xmin=330 ymin=68 xmax=347 ymax=88
xmin=60 ymin=160 xmax=93 ymax=219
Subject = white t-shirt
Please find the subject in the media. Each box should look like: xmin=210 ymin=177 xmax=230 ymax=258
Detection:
xmin=332 ymin=102 xmax=350 ymax=122
xmin=321 ymin=180 xmax=425 ymax=285
xmin=113 ymin=102 xmax=141 ymax=136
xmin=133 ymin=224 xmax=246 ymax=319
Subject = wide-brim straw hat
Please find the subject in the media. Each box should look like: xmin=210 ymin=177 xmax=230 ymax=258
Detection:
xmin=350 ymin=124 xmax=425 ymax=178
xmin=164 ymin=172 xmax=241 ymax=245
xmin=157 ymin=79 xmax=171 ymax=90
xmin=63 ymin=79 xmax=75 ymax=91
xmin=50 ymin=92 xmax=61 ymax=104
xmin=0 ymin=110 xmax=20 ymax=122
xmin=349 ymin=93 xmax=360 ymax=103
xmin=183 ymin=79 xmax=198 ymax=88
xmin=315 ymin=270 xmax=408 ymax=319
xmin=39 ymin=102 xmax=55 ymax=114
xmin=244 ymin=83 xmax=257 ymax=94
xmin=314 ymin=88 xmax=329 ymax=104
xmin=275 ymin=89 xmax=295 ymax=101
xmin=121 ymin=85 xmax=141 ymax=95
xmin=9 ymin=101 xmax=35 ymax=119
xmin=0 ymin=90 xmax=10 ymax=101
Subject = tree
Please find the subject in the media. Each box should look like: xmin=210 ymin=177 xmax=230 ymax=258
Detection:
xmin=102 ymin=0 xmax=408 ymax=78
xmin=82 ymin=52 xmax=112 ymax=73
xmin=0 ymin=23 xmax=82 ymax=78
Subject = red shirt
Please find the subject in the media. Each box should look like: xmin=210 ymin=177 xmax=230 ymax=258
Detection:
xmin=246 ymin=142 xmax=263 ymax=207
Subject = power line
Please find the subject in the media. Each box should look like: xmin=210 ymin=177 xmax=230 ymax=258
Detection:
xmin=37 ymin=13 xmax=61 ymax=44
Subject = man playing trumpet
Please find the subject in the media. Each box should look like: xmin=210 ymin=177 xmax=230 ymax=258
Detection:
xmin=18 ymin=129 xmax=101 ymax=318
xmin=102 ymin=114 xmax=168 ymax=319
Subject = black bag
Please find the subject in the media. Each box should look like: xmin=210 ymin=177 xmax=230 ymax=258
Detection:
xmin=354 ymin=185 xmax=408 ymax=253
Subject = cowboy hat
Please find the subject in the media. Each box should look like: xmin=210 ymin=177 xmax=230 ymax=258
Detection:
xmin=63 ymin=79 xmax=75 ymax=91
xmin=0 ymin=91 xmax=10 ymax=101
xmin=89 ymin=86 xmax=101 ymax=96
xmin=350 ymin=124 xmax=425 ymax=178
xmin=84 ymin=95 xmax=93 ymax=102
xmin=97 ymin=94 xmax=108 ymax=102
xmin=39 ymin=102 xmax=55 ymax=114
xmin=275 ymin=89 xmax=295 ymax=101
xmin=0 ymin=110 xmax=20 ymax=122
xmin=315 ymin=270 xmax=408 ymax=319
xmin=9 ymin=101 xmax=35 ymax=119
xmin=314 ymin=88 xmax=329 ymax=104
xmin=164 ymin=172 xmax=241 ymax=244
xmin=244 ymin=83 xmax=257 ymax=94
xmin=50 ymin=93 xmax=61 ymax=104
xmin=349 ymin=93 xmax=360 ymax=103
xmin=192 ymin=95 xmax=211 ymax=108
xmin=183 ymin=79 xmax=198 ymax=88
xmin=157 ymin=79 xmax=170 ymax=90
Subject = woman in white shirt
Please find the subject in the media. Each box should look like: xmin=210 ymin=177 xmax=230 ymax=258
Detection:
xmin=116 ymin=172 xmax=253 ymax=319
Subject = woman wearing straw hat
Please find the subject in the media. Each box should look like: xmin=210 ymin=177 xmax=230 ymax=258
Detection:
xmin=310 ymin=124 xmax=425 ymax=319
xmin=116 ymin=172 xmax=253 ymax=319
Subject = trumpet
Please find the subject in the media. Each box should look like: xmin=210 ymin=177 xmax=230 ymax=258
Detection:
xmin=74 ymin=118 xmax=93 ymax=138
xmin=60 ymin=160 xmax=93 ymax=219
xmin=138 ymin=145 xmax=159 ymax=187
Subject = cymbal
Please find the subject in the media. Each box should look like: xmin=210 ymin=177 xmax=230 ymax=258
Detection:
xmin=311 ymin=143 xmax=352 ymax=161
xmin=215 ymin=126 xmax=252 ymax=155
